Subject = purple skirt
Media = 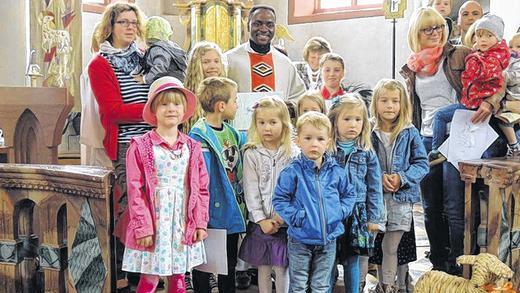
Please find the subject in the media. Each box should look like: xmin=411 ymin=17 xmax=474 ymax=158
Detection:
xmin=238 ymin=222 xmax=288 ymax=267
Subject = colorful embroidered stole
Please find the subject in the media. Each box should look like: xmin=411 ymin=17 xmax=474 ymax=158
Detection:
xmin=248 ymin=52 xmax=275 ymax=92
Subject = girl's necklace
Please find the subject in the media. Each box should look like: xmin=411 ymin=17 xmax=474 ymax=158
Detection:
xmin=168 ymin=148 xmax=183 ymax=160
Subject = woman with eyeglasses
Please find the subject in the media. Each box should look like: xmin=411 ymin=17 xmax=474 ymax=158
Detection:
xmin=400 ymin=7 xmax=503 ymax=278
xmin=87 ymin=3 xmax=150 ymax=290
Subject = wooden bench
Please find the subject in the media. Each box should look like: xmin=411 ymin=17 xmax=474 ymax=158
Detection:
xmin=459 ymin=157 xmax=520 ymax=289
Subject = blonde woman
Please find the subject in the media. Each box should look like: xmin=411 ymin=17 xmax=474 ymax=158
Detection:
xmin=182 ymin=41 xmax=226 ymax=133
xmin=400 ymin=7 xmax=501 ymax=276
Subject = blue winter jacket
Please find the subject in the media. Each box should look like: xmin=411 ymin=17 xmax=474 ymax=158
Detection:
xmin=189 ymin=119 xmax=247 ymax=234
xmin=273 ymin=153 xmax=356 ymax=245
xmin=371 ymin=126 xmax=429 ymax=203
xmin=334 ymin=147 xmax=383 ymax=223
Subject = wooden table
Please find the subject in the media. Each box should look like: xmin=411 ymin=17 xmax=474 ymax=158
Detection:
xmin=459 ymin=157 xmax=520 ymax=288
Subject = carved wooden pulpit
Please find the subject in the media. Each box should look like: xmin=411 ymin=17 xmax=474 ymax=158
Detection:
xmin=0 ymin=164 xmax=113 ymax=292
xmin=0 ymin=87 xmax=73 ymax=164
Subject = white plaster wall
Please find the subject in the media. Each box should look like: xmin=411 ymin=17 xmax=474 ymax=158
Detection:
xmin=81 ymin=12 xmax=102 ymax=70
xmin=0 ymin=1 xmax=27 ymax=86
xmin=490 ymin=1 xmax=520 ymax=42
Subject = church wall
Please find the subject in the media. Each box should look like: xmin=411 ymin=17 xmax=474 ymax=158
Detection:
xmin=490 ymin=1 xmax=520 ymax=41
xmin=1 ymin=1 xmax=519 ymax=93
xmin=0 ymin=1 xmax=27 ymax=86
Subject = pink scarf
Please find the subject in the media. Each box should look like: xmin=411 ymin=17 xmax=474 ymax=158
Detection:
xmin=407 ymin=47 xmax=444 ymax=76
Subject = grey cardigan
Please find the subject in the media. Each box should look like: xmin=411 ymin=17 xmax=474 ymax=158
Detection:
xmin=242 ymin=144 xmax=299 ymax=223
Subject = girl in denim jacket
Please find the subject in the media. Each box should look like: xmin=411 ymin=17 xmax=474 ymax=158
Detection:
xmin=122 ymin=77 xmax=210 ymax=293
xmin=369 ymin=79 xmax=429 ymax=293
xmin=328 ymin=94 xmax=384 ymax=293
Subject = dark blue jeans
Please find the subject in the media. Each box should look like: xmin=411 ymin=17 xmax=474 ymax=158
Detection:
xmin=288 ymin=237 xmax=336 ymax=293
xmin=421 ymin=137 xmax=465 ymax=269
xmin=431 ymin=103 xmax=467 ymax=150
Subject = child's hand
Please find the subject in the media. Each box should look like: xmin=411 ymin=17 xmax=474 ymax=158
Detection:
xmin=137 ymin=236 xmax=153 ymax=247
xmin=367 ymin=223 xmax=380 ymax=233
xmin=273 ymin=214 xmax=285 ymax=226
xmin=258 ymin=219 xmax=276 ymax=234
xmin=193 ymin=228 xmax=208 ymax=243
xmin=133 ymin=74 xmax=144 ymax=84
xmin=388 ymin=174 xmax=401 ymax=191
xmin=382 ymin=174 xmax=396 ymax=193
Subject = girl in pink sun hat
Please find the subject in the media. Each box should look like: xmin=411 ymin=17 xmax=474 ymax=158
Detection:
xmin=121 ymin=76 xmax=210 ymax=293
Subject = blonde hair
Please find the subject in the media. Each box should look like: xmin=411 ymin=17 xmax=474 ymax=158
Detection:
xmin=464 ymin=21 xmax=479 ymax=47
xmin=370 ymin=79 xmax=412 ymax=143
xmin=510 ymin=33 xmax=520 ymax=48
xmin=408 ymin=7 xmax=448 ymax=53
xmin=302 ymin=37 xmax=332 ymax=62
xmin=196 ymin=77 xmax=237 ymax=113
xmin=245 ymin=96 xmax=294 ymax=156
xmin=297 ymin=91 xmax=327 ymax=116
xmin=328 ymin=94 xmax=373 ymax=151
xmin=296 ymin=111 xmax=331 ymax=138
xmin=94 ymin=3 xmax=145 ymax=48
xmin=185 ymin=42 xmax=226 ymax=93
xmin=91 ymin=23 xmax=101 ymax=52
xmin=150 ymin=90 xmax=187 ymax=113
xmin=319 ymin=52 xmax=345 ymax=71
xmin=181 ymin=42 xmax=226 ymax=132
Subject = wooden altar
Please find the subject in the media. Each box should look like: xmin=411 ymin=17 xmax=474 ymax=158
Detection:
xmin=459 ymin=157 xmax=520 ymax=289
xmin=0 ymin=87 xmax=73 ymax=164
xmin=0 ymin=164 xmax=113 ymax=292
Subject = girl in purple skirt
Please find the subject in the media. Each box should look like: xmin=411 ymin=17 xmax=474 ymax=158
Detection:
xmin=238 ymin=96 xmax=299 ymax=293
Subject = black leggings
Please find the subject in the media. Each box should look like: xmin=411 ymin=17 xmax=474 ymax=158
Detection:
xmin=192 ymin=233 xmax=239 ymax=293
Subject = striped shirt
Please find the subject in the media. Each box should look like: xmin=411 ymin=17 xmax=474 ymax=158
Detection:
xmin=101 ymin=53 xmax=152 ymax=143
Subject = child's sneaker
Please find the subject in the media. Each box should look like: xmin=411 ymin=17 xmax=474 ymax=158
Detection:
xmin=428 ymin=150 xmax=446 ymax=166
xmin=235 ymin=270 xmax=251 ymax=290
xmin=209 ymin=274 xmax=218 ymax=292
xmin=506 ymin=142 xmax=520 ymax=157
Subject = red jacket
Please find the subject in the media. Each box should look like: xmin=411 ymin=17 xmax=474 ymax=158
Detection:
xmin=461 ymin=40 xmax=510 ymax=109
xmin=121 ymin=130 xmax=209 ymax=251
xmin=88 ymin=54 xmax=146 ymax=160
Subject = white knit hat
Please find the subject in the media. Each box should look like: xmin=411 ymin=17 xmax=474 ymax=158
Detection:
xmin=475 ymin=14 xmax=504 ymax=41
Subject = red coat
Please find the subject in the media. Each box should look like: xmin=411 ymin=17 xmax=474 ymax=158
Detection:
xmin=461 ymin=40 xmax=510 ymax=109
xmin=88 ymin=54 xmax=146 ymax=160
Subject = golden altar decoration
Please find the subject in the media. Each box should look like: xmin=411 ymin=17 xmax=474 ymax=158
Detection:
xmin=172 ymin=0 xmax=253 ymax=51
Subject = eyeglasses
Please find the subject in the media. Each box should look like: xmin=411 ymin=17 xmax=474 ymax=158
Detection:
xmin=115 ymin=20 xmax=138 ymax=28
xmin=421 ymin=25 xmax=445 ymax=35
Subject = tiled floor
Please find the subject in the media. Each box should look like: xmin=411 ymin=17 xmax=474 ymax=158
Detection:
xmin=159 ymin=205 xmax=432 ymax=293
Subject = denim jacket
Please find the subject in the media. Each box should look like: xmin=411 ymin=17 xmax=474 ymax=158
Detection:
xmin=273 ymin=153 xmax=356 ymax=245
xmin=371 ymin=125 xmax=429 ymax=203
xmin=333 ymin=147 xmax=383 ymax=223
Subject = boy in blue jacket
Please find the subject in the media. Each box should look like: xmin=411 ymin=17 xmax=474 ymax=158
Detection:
xmin=189 ymin=77 xmax=246 ymax=293
xmin=273 ymin=111 xmax=356 ymax=293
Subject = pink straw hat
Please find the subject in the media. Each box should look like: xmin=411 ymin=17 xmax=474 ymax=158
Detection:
xmin=143 ymin=76 xmax=197 ymax=126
